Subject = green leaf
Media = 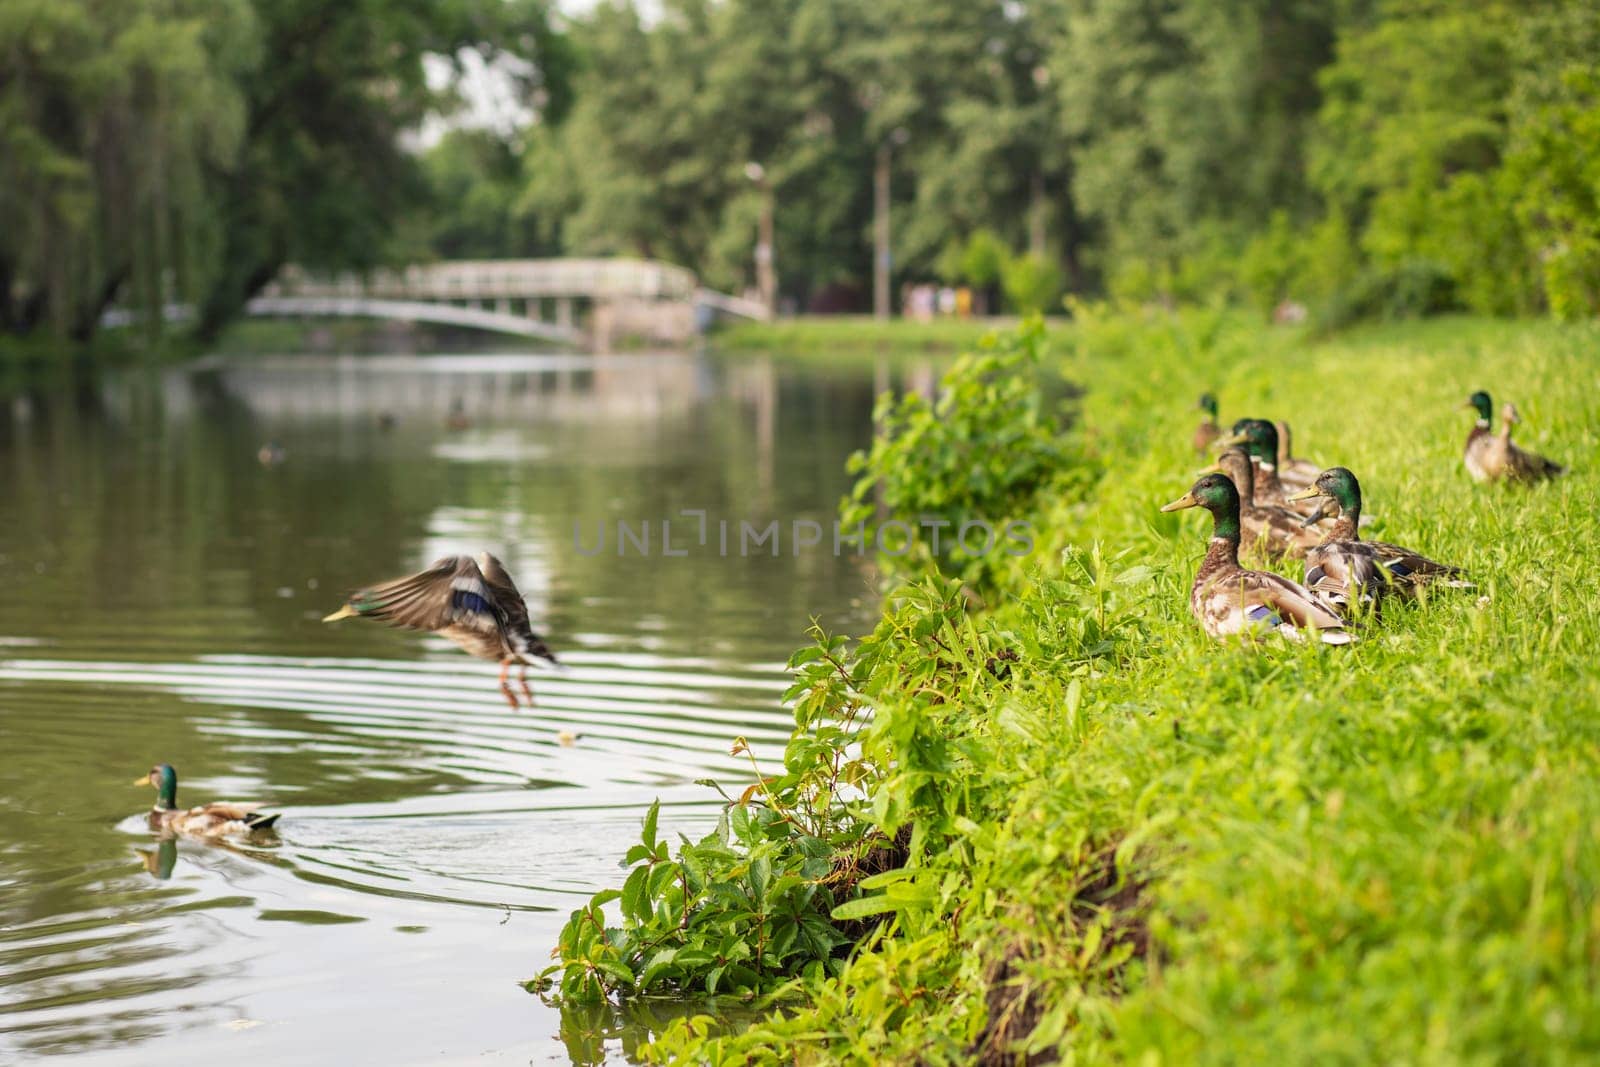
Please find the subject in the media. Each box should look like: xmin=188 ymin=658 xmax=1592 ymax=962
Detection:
xmin=641 ymin=799 xmax=660 ymax=851
xmin=620 ymin=865 xmax=649 ymax=924
xmin=592 ymin=958 xmax=636 ymax=990
xmin=830 ymin=894 xmax=902 ymax=921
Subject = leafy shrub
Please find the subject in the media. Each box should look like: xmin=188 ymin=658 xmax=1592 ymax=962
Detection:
xmin=1000 ymin=253 xmax=1065 ymax=314
xmin=960 ymin=229 xmax=1009 ymax=290
xmin=839 ymin=318 xmax=1077 ymax=595
xmin=531 ymin=625 xmax=873 ymax=1003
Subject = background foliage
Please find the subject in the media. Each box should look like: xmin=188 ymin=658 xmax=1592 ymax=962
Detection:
xmin=7 ymin=0 xmax=1600 ymax=347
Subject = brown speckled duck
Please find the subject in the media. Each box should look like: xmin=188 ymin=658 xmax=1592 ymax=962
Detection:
xmin=1210 ymin=447 xmax=1323 ymax=560
xmin=1161 ymin=473 xmax=1352 ymax=645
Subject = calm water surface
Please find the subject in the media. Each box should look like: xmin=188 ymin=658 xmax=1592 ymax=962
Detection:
xmin=0 ymin=348 xmax=930 ymax=1063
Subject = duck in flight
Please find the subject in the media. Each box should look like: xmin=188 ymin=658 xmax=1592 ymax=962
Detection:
xmin=323 ymin=553 xmax=558 ymax=708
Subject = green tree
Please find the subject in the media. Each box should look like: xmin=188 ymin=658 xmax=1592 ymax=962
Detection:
xmin=1058 ymin=0 xmax=1343 ymax=295
xmin=194 ymin=0 xmax=546 ymax=340
xmin=0 ymin=0 xmax=254 ymax=339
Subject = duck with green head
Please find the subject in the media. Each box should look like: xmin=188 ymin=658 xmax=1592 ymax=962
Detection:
xmin=1289 ymin=467 xmax=1471 ymax=616
xmin=1161 ymin=472 xmax=1352 ymax=644
xmin=1193 ymin=393 xmax=1221 ymax=454
xmin=1462 ymin=391 xmax=1564 ymax=484
xmin=1219 ymin=419 xmax=1324 ymax=508
xmin=136 ymin=764 xmax=280 ymax=838
xmin=1462 ymin=390 xmax=1496 ymax=481
xmin=1207 ymin=447 xmax=1323 ymax=560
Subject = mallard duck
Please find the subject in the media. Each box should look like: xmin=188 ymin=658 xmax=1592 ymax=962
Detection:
xmin=1209 ymin=447 xmax=1323 ymax=560
xmin=1461 ymin=394 xmax=1564 ymax=484
xmin=1160 ymin=473 xmax=1352 ymax=645
xmin=1462 ymin=390 xmax=1496 ymax=481
xmin=136 ymin=764 xmax=280 ymax=838
xmin=1273 ymin=421 xmax=1321 ymax=486
xmin=324 ymin=552 xmax=558 ymax=708
xmin=1193 ymin=393 xmax=1221 ymax=454
xmin=1220 ymin=420 xmax=1323 ymax=511
xmin=1289 ymin=467 xmax=1470 ymax=616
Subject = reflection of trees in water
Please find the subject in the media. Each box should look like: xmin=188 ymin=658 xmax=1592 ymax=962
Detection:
xmin=199 ymin=353 xmax=704 ymax=422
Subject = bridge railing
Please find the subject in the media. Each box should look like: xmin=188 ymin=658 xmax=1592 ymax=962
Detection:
xmin=263 ymin=259 xmax=700 ymax=303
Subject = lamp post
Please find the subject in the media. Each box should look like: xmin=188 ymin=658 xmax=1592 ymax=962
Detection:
xmin=873 ymin=127 xmax=908 ymax=321
xmin=745 ymin=161 xmax=776 ymax=319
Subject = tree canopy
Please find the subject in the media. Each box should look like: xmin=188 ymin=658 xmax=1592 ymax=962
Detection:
xmin=4 ymin=0 xmax=1599 ymax=346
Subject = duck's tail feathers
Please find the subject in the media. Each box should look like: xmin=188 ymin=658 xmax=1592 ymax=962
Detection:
xmin=244 ymin=812 xmax=281 ymax=831
xmin=1319 ymin=629 xmax=1357 ymax=646
xmin=524 ymin=636 xmax=560 ymax=667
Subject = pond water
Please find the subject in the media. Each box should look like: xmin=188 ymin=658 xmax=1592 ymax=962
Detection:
xmin=0 ymin=347 xmax=932 ymax=1064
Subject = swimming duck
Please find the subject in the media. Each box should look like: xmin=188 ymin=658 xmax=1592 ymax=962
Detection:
xmin=1220 ymin=420 xmax=1323 ymax=511
xmin=1193 ymin=394 xmax=1221 ymax=454
xmin=1209 ymin=447 xmax=1323 ymax=560
xmin=1161 ymin=473 xmax=1352 ymax=645
xmin=136 ymin=764 xmax=280 ymax=838
xmin=324 ymin=553 xmax=558 ymax=708
xmin=1462 ymin=393 xmax=1564 ymax=484
xmin=1289 ymin=467 xmax=1470 ymax=616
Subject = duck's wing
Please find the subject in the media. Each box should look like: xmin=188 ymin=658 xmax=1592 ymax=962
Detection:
xmin=1507 ymin=441 xmax=1565 ymax=481
xmin=1363 ymin=540 xmax=1472 ymax=586
xmin=171 ymin=802 xmax=276 ymax=837
xmin=1304 ymin=543 xmax=1386 ymax=615
xmin=327 ymin=556 xmax=508 ymax=638
xmin=1203 ymin=569 xmax=1351 ymax=643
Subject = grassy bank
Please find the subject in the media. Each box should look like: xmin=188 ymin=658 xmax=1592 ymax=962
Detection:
xmin=544 ymin=311 xmax=1600 ymax=1062
xmin=712 ymin=314 xmax=1042 ymax=358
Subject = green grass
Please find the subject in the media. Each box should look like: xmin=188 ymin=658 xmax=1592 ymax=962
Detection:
xmin=634 ymin=311 xmax=1600 ymax=1063
xmin=712 ymin=314 xmax=1047 ymax=358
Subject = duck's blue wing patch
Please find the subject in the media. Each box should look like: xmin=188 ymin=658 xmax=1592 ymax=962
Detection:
xmin=1245 ymin=604 xmax=1282 ymax=628
xmin=451 ymin=589 xmax=493 ymax=617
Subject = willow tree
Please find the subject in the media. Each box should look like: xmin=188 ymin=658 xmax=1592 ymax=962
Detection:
xmin=0 ymin=0 xmax=252 ymax=340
